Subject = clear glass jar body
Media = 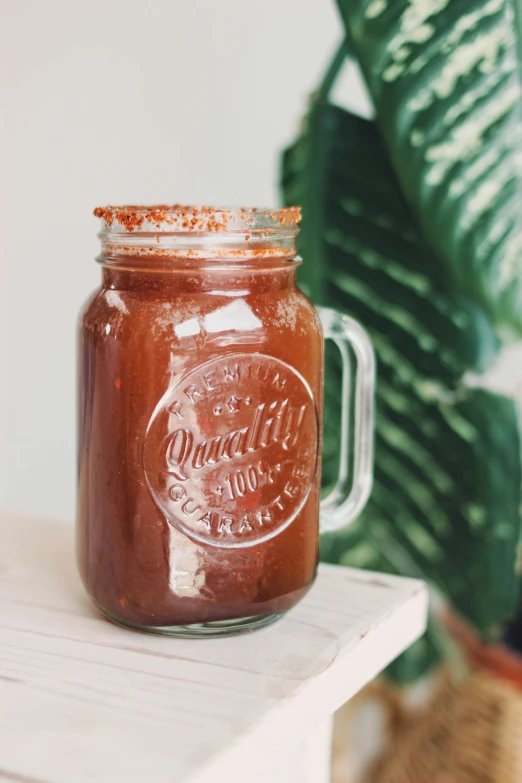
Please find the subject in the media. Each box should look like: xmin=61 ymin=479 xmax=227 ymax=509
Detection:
xmin=78 ymin=206 xmax=375 ymax=636
xmin=77 ymin=214 xmax=324 ymax=634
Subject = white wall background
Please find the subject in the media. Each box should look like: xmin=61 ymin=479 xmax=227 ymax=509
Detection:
xmin=0 ymin=0 xmax=346 ymax=521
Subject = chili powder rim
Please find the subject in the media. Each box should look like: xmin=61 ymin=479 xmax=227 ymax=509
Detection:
xmin=94 ymin=205 xmax=301 ymax=234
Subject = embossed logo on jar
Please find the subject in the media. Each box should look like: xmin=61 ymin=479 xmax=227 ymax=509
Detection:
xmin=144 ymin=353 xmax=319 ymax=548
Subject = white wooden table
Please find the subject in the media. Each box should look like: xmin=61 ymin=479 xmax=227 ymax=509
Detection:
xmin=0 ymin=516 xmax=427 ymax=783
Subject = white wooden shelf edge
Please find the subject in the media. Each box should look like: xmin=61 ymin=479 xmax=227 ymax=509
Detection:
xmin=0 ymin=515 xmax=428 ymax=783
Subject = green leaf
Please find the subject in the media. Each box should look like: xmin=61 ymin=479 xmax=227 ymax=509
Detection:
xmin=336 ymin=0 xmax=522 ymax=337
xmin=282 ymin=102 xmax=522 ymax=682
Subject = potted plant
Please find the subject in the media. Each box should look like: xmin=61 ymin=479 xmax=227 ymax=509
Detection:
xmin=281 ymin=1 xmax=522 ymax=778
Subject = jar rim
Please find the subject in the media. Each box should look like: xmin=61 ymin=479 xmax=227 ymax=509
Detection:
xmin=93 ymin=205 xmax=301 ymax=234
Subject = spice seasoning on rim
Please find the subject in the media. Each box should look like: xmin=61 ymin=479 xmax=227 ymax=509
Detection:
xmin=77 ymin=205 xmax=375 ymax=636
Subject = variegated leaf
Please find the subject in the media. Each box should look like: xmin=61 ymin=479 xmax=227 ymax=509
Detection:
xmin=337 ymin=0 xmax=522 ymax=336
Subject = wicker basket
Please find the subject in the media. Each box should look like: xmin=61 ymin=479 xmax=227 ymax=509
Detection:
xmin=366 ymin=669 xmax=522 ymax=783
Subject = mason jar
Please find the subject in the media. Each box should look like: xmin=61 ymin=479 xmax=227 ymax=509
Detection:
xmin=77 ymin=205 xmax=374 ymax=636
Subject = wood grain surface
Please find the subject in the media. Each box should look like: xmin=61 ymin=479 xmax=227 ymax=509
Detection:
xmin=0 ymin=515 xmax=427 ymax=783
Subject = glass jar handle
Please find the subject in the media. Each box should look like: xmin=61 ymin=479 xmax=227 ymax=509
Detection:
xmin=317 ymin=306 xmax=375 ymax=533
